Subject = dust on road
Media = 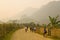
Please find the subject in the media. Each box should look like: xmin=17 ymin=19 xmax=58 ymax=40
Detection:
xmin=11 ymin=28 xmax=53 ymax=40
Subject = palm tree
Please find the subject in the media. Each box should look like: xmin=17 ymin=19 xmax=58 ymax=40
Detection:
xmin=48 ymin=15 xmax=60 ymax=36
xmin=49 ymin=15 xmax=60 ymax=28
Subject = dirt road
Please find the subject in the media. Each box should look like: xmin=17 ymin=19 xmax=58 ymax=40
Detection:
xmin=11 ymin=28 xmax=53 ymax=40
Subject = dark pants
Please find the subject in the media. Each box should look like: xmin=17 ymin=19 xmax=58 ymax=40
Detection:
xmin=43 ymin=31 xmax=47 ymax=37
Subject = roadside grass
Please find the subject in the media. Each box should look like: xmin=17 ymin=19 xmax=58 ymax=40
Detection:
xmin=4 ymin=30 xmax=16 ymax=40
xmin=37 ymin=32 xmax=60 ymax=40
xmin=3 ymin=27 xmax=24 ymax=40
xmin=51 ymin=36 xmax=60 ymax=40
xmin=36 ymin=27 xmax=60 ymax=40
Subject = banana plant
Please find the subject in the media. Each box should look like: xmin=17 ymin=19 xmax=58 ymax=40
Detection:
xmin=49 ymin=15 xmax=60 ymax=28
xmin=48 ymin=15 xmax=60 ymax=36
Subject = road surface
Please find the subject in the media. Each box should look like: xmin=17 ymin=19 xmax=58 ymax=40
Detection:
xmin=11 ymin=28 xmax=53 ymax=40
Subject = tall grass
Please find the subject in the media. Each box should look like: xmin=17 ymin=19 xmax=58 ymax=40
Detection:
xmin=0 ymin=23 xmax=24 ymax=40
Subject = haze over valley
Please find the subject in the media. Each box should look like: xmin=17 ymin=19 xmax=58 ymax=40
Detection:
xmin=0 ymin=0 xmax=60 ymax=24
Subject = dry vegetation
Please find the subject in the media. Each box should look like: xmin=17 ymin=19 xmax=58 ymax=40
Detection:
xmin=0 ymin=23 xmax=24 ymax=40
xmin=36 ymin=27 xmax=60 ymax=40
xmin=0 ymin=16 xmax=60 ymax=40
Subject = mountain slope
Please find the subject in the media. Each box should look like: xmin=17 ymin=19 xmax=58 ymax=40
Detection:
xmin=18 ymin=7 xmax=38 ymax=23
xmin=31 ymin=1 xmax=60 ymax=24
xmin=13 ymin=1 xmax=60 ymax=24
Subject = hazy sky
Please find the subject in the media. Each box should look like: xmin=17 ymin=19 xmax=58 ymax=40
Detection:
xmin=0 ymin=0 xmax=58 ymax=21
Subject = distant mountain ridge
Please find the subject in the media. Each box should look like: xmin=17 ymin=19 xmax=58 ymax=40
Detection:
xmin=14 ymin=1 xmax=60 ymax=24
xmin=31 ymin=1 xmax=60 ymax=24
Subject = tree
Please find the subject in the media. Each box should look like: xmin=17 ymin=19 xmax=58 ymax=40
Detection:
xmin=42 ymin=24 xmax=47 ymax=29
xmin=49 ymin=15 xmax=60 ymax=28
xmin=48 ymin=15 xmax=60 ymax=36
